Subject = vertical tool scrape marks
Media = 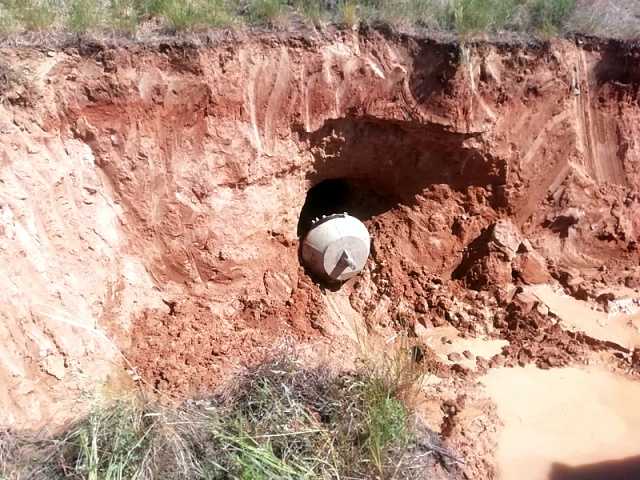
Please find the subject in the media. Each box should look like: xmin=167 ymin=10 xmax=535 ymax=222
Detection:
xmin=575 ymin=49 xmax=600 ymax=181
xmin=303 ymin=65 xmax=319 ymax=133
xmin=592 ymin=111 xmax=627 ymax=185
xmin=519 ymin=111 xmax=571 ymax=170
xmin=336 ymin=58 xmax=357 ymax=114
xmin=264 ymin=48 xmax=291 ymax=156
xmin=246 ymin=60 xmax=262 ymax=153
xmin=575 ymin=50 xmax=627 ymax=186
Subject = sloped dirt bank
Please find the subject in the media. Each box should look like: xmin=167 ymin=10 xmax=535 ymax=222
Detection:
xmin=1 ymin=28 xmax=640 ymax=478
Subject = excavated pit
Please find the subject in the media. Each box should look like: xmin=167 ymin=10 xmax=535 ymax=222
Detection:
xmin=1 ymin=30 xmax=640 ymax=479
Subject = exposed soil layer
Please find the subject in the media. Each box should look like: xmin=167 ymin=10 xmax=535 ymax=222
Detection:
xmin=1 ymin=29 xmax=640 ymax=479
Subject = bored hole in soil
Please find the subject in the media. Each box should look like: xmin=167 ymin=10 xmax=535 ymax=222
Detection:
xmin=297 ymin=177 xmax=399 ymax=237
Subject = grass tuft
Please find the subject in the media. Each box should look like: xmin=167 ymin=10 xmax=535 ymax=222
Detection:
xmin=0 ymin=9 xmax=18 ymax=37
xmin=67 ymin=0 xmax=102 ymax=33
xmin=566 ymin=0 xmax=640 ymax=38
xmin=9 ymin=0 xmax=56 ymax=31
xmin=297 ymin=0 xmax=324 ymax=26
xmin=250 ymin=0 xmax=289 ymax=26
xmin=108 ymin=0 xmax=141 ymax=34
xmin=449 ymin=0 xmax=507 ymax=34
xmin=529 ymin=0 xmax=578 ymax=32
xmin=162 ymin=0 xmax=202 ymax=32
xmin=0 ymin=353 xmax=446 ymax=479
xmin=200 ymin=0 xmax=236 ymax=27
xmin=341 ymin=1 xmax=358 ymax=28
xmin=136 ymin=0 xmax=172 ymax=17
xmin=64 ymin=398 xmax=150 ymax=480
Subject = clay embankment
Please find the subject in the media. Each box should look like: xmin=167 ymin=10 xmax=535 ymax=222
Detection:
xmin=1 ymin=29 xmax=640 ymax=478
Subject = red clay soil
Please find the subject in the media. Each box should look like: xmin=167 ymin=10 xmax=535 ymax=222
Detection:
xmin=1 ymin=28 xmax=640 ymax=478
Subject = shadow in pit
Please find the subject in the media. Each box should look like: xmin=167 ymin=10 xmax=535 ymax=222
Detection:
xmin=296 ymin=115 xmax=508 ymax=220
xmin=593 ymin=41 xmax=640 ymax=85
xmin=549 ymin=455 xmax=640 ymax=480
xmin=450 ymin=225 xmax=494 ymax=288
xmin=297 ymin=177 xmax=400 ymax=237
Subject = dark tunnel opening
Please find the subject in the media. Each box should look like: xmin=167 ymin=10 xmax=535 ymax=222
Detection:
xmin=296 ymin=177 xmax=401 ymax=237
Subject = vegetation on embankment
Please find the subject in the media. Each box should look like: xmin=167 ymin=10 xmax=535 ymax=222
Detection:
xmin=0 ymin=351 xmax=454 ymax=480
xmin=0 ymin=0 xmax=638 ymax=39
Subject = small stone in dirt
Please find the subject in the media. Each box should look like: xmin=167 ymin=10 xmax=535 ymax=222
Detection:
xmin=514 ymin=251 xmax=552 ymax=285
xmin=413 ymin=322 xmax=429 ymax=338
xmin=596 ymin=292 xmax=616 ymax=304
xmin=451 ymin=363 xmax=473 ymax=377
xmin=536 ymin=303 xmax=549 ymax=316
xmin=414 ymin=298 xmax=429 ymax=313
xmin=456 ymin=394 xmax=468 ymax=409
xmin=490 ymin=219 xmax=522 ymax=260
xmin=513 ymin=291 xmax=539 ymax=314
xmin=631 ymin=350 xmax=640 ymax=367
xmin=567 ymin=344 xmax=580 ymax=355
xmin=476 ymin=356 xmax=489 ymax=369
xmin=275 ymin=233 xmax=291 ymax=247
xmin=518 ymin=348 xmax=535 ymax=366
xmin=545 ymin=355 xmax=565 ymax=368
xmin=556 ymin=208 xmax=584 ymax=225
xmin=418 ymin=316 xmax=435 ymax=329
xmin=42 ymin=356 xmax=66 ymax=380
xmin=489 ymin=354 xmax=505 ymax=368
xmin=448 ymin=352 xmax=463 ymax=362
xmin=462 ymin=350 xmax=474 ymax=360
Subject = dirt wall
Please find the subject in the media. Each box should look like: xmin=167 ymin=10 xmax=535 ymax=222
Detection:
xmin=0 ymin=30 xmax=639 ymax=430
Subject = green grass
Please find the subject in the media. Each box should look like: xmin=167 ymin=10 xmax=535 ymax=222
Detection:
xmin=155 ymin=0 xmax=235 ymax=32
xmin=340 ymin=1 xmax=358 ymax=28
xmin=66 ymin=398 xmax=150 ymax=480
xmin=296 ymin=0 xmax=324 ymax=25
xmin=161 ymin=0 xmax=202 ymax=32
xmin=67 ymin=0 xmax=102 ymax=33
xmin=0 ymin=9 xmax=18 ymax=37
xmin=0 ymin=353 xmax=442 ymax=479
xmin=0 ymin=0 xmax=616 ymax=36
xmin=135 ymin=0 xmax=173 ymax=17
xmin=447 ymin=0 xmax=516 ymax=34
xmin=424 ymin=0 xmax=578 ymax=34
xmin=249 ymin=0 xmax=289 ymax=26
xmin=529 ymin=0 xmax=578 ymax=32
xmin=4 ymin=0 xmax=56 ymax=31
xmin=200 ymin=0 xmax=236 ymax=27
xmin=108 ymin=0 xmax=141 ymax=33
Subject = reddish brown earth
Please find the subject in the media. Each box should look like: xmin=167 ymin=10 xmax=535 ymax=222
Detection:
xmin=1 ymin=28 xmax=640 ymax=478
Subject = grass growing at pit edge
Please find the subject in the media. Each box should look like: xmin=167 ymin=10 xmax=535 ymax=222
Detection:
xmin=2 ymin=0 xmax=56 ymax=31
xmin=0 ymin=0 xmax=625 ymax=37
xmin=67 ymin=0 xmax=102 ymax=33
xmin=0 ymin=349 xmax=443 ymax=480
